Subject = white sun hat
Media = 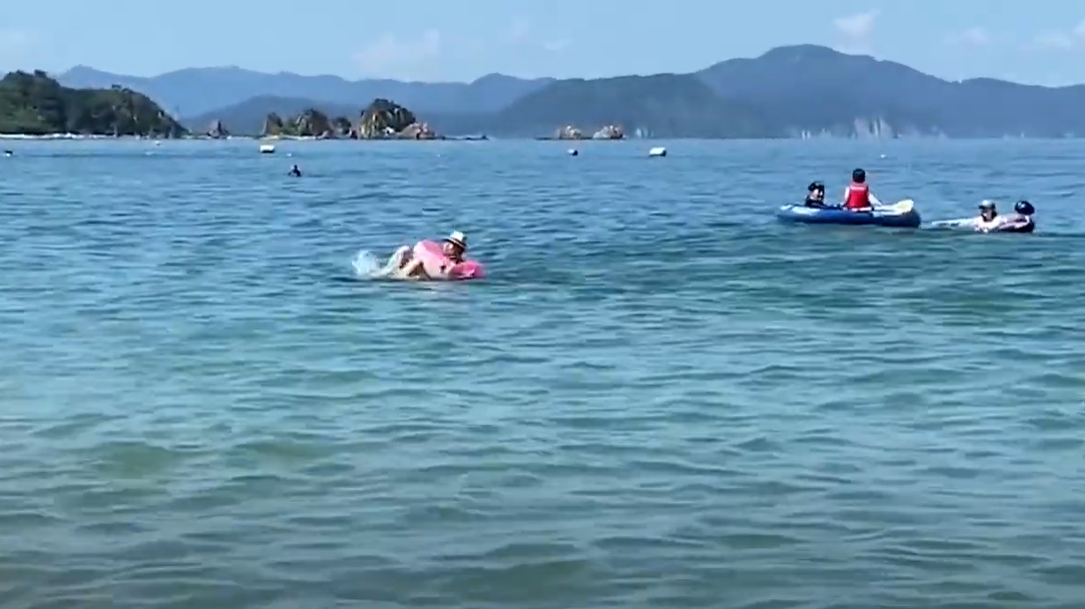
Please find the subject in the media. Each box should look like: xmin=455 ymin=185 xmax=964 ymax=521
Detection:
xmin=444 ymin=231 xmax=467 ymax=250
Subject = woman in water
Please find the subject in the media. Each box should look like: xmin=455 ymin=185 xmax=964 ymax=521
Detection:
xmin=972 ymin=200 xmax=1035 ymax=232
xmin=932 ymin=200 xmax=1036 ymax=232
xmin=384 ymin=231 xmax=469 ymax=280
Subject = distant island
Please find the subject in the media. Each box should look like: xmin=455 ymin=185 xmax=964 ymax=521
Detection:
xmin=198 ymin=98 xmax=459 ymax=140
xmin=0 ymin=70 xmax=185 ymax=137
xmin=38 ymin=44 xmax=1085 ymax=139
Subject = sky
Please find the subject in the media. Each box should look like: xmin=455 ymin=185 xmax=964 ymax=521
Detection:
xmin=3 ymin=0 xmax=1085 ymax=86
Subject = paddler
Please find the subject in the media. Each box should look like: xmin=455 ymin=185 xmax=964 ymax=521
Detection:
xmin=841 ymin=168 xmax=883 ymax=211
xmin=804 ymin=181 xmax=827 ymax=207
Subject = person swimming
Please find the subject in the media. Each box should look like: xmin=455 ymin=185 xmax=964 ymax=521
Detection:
xmin=288 ymin=164 xmax=301 ymax=177
xmin=972 ymin=200 xmax=1035 ymax=232
xmin=932 ymin=200 xmax=1036 ymax=232
xmin=1008 ymin=200 xmax=1035 ymax=223
xmin=384 ymin=231 xmax=470 ymax=280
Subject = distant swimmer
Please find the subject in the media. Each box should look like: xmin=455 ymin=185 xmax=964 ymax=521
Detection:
xmin=288 ymin=164 xmax=301 ymax=177
xmin=3 ymin=150 xmax=12 ymax=157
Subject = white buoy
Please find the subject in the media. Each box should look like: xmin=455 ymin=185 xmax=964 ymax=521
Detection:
xmin=568 ymin=148 xmax=578 ymax=156
xmin=259 ymin=144 xmax=276 ymax=154
xmin=648 ymin=146 xmax=667 ymax=157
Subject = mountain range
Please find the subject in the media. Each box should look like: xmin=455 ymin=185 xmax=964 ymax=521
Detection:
xmin=54 ymin=45 xmax=1085 ymax=139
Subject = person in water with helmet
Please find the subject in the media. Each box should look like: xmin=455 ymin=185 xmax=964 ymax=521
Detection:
xmin=1010 ymin=200 xmax=1035 ymax=223
xmin=970 ymin=200 xmax=1035 ymax=232
xmin=804 ymin=181 xmax=827 ymax=207
xmin=386 ymin=231 xmax=469 ymax=279
xmin=841 ymin=168 xmax=883 ymax=211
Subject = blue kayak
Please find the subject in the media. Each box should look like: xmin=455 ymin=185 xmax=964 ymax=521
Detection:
xmin=776 ymin=201 xmax=922 ymax=229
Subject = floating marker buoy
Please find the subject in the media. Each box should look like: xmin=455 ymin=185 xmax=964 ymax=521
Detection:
xmin=259 ymin=144 xmax=276 ymax=154
xmin=648 ymin=147 xmax=667 ymax=157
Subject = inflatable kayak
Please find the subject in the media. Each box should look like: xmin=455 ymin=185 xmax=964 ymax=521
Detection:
xmin=777 ymin=200 xmax=921 ymax=229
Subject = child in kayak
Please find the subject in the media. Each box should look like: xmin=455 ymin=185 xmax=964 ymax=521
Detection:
xmin=804 ymin=181 xmax=827 ymax=207
xmin=841 ymin=168 xmax=883 ymax=211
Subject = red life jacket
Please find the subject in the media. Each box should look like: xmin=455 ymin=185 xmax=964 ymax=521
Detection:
xmin=843 ymin=182 xmax=870 ymax=210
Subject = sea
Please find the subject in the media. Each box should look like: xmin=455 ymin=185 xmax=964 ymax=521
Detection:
xmin=1 ymin=138 xmax=1083 ymax=609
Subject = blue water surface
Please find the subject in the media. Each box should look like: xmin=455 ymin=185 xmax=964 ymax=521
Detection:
xmin=1 ymin=138 xmax=1083 ymax=609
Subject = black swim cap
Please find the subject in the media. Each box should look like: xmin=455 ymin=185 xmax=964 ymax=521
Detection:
xmin=852 ymin=168 xmax=866 ymax=183
xmin=808 ymin=181 xmax=825 ymax=192
xmin=1014 ymin=200 xmax=1035 ymax=215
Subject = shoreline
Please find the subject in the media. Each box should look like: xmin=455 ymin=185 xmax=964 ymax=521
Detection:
xmin=0 ymin=133 xmax=493 ymax=142
xmin=1 ymin=133 xmax=1079 ymax=142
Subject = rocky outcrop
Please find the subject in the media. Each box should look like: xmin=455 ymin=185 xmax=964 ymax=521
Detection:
xmin=262 ymin=112 xmax=284 ymax=137
xmin=331 ymin=116 xmax=354 ymax=139
xmin=592 ymin=125 xmax=624 ymax=139
xmin=399 ymin=121 xmax=438 ymax=140
xmin=555 ymin=125 xmax=583 ymax=140
xmin=288 ymin=108 xmax=331 ymax=137
xmin=356 ymin=98 xmax=437 ymax=139
xmin=253 ymin=99 xmax=440 ymax=140
xmin=206 ymin=120 xmax=229 ymax=138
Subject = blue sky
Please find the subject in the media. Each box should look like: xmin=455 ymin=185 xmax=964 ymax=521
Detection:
xmin=3 ymin=0 xmax=1085 ymax=85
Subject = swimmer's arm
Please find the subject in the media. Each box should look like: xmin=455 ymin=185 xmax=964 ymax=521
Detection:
xmin=398 ymin=258 xmax=430 ymax=279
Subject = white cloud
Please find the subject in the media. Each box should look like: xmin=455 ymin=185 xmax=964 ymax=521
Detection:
xmin=1034 ymin=31 xmax=1075 ymax=50
xmin=353 ymin=30 xmax=441 ymax=79
xmin=503 ymin=17 xmax=570 ymax=53
xmin=0 ymin=29 xmax=36 ymax=51
xmin=833 ymin=11 xmax=878 ymax=53
xmin=506 ymin=17 xmax=531 ymax=44
xmin=0 ymin=29 xmax=39 ymax=71
xmin=1033 ymin=19 xmax=1085 ymax=50
xmin=834 ymin=11 xmax=877 ymax=41
xmin=950 ymin=27 xmax=990 ymax=47
xmin=542 ymin=39 xmax=571 ymax=53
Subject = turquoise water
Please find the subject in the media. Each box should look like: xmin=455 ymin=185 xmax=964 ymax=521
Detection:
xmin=1 ymin=138 xmax=1084 ymax=609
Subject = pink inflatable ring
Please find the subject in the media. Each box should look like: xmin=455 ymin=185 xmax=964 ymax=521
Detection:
xmin=411 ymin=240 xmax=485 ymax=280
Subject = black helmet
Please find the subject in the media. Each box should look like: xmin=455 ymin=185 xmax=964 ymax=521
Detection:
xmin=852 ymin=168 xmax=866 ymax=183
xmin=1014 ymin=200 xmax=1035 ymax=216
xmin=808 ymin=181 xmax=825 ymax=192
